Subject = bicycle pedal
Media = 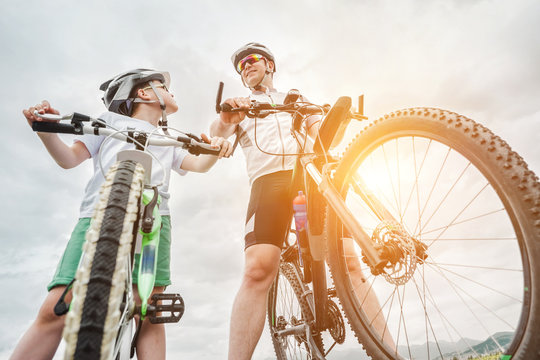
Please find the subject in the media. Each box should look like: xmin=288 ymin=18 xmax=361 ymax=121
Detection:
xmin=147 ymin=293 xmax=185 ymax=324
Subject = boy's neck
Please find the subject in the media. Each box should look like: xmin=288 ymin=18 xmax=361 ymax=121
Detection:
xmin=130 ymin=106 xmax=162 ymax=127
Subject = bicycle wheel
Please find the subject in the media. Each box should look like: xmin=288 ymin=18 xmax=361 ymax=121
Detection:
xmin=326 ymin=108 xmax=540 ymax=360
xmin=63 ymin=160 xmax=145 ymax=360
xmin=268 ymin=261 xmax=324 ymax=359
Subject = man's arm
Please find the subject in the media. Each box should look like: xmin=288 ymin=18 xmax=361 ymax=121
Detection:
xmin=23 ymin=100 xmax=91 ymax=169
xmin=210 ymin=97 xmax=251 ymax=138
xmin=210 ymin=117 xmax=237 ymax=138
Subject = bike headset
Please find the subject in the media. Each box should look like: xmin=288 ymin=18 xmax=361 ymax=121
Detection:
xmin=231 ymin=42 xmax=276 ymax=90
xmin=99 ymin=68 xmax=172 ymax=133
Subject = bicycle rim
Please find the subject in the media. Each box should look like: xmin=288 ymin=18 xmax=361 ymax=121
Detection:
xmin=327 ymin=108 xmax=540 ymax=360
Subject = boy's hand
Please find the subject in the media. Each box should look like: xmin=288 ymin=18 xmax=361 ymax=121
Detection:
xmin=219 ymin=97 xmax=250 ymax=125
xmin=200 ymin=133 xmax=233 ymax=159
xmin=22 ymin=100 xmax=60 ymax=127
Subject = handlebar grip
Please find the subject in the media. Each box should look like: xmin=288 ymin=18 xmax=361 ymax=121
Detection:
xmin=32 ymin=121 xmax=78 ymax=134
xmin=299 ymin=105 xmax=324 ymax=115
xmin=220 ymin=103 xmax=234 ymax=112
xmin=193 ymin=142 xmax=221 ymax=156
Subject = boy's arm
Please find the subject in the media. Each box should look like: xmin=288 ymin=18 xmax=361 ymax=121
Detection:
xmin=38 ymin=134 xmax=90 ymax=169
xmin=179 ymin=134 xmax=232 ymax=173
xmin=23 ymin=100 xmax=91 ymax=169
xmin=180 ymin=154 xmax=218 ymax=173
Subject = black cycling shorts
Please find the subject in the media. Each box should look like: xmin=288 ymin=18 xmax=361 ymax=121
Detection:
xmin=244 ymin=170 xmax=293 ymax=250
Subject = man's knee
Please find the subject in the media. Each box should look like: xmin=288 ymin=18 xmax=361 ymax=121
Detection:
xmin=243 ymin=263 xmax=275 ymax=285
xmin=242 ymin=245 xmax=281 ymax=287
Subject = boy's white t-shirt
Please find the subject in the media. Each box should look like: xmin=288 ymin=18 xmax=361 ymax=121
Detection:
xmin=76 ymin=111 xmax=187 ymax=218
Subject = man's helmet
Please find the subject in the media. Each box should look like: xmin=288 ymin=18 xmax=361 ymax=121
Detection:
xmin=99 ymin=69 xmax=170 ymax=116
xmin=231 ymin=42 xmax=276 ymax=74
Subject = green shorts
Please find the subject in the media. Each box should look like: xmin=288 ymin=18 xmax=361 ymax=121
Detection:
xmin=47 ymin=216 xmax=172 ymax=291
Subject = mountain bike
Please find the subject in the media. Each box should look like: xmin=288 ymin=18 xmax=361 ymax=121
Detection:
xmin=32 ymin=112 xmax=221 ymax=360
xmin=217 ymin=84 xmax=540 ymax=360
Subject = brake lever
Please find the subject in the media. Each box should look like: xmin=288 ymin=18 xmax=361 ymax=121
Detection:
xmin=33 ymin=111 xmax=72 ymax=121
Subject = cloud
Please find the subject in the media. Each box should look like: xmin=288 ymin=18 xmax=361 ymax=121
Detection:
xmin=1 ymin=0 xmax=539 ymax=358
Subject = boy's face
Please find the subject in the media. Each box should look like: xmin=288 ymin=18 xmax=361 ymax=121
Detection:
xmin=145 ymin=80 xmax=178 ymax=114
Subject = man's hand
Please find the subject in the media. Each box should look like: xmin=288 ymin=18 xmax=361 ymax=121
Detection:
xmin=219 ymin=97 xmax=251 ymax=125
xmin=22 ymin=100 xmax=60 ymax=127
xmin=201 ymin=133 xmax=233 ymax=159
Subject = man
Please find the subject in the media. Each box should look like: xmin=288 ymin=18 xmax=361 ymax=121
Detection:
xmin=211 ymin=43 xmax=392 ymax=359
xmin=210 ymin=43 xmax=320 ymax=359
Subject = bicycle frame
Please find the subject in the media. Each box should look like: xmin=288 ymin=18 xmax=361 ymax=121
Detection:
xmin=285 ymin=95 xmax=422 ymax=344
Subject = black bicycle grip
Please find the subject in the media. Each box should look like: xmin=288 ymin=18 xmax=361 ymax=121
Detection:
xmin=194 ymin=143 xmax=222 ymax=156
xmin=32 ymin=121 xmax=78 ymax=134
xmin=220 ymin=102 xmax=234 ymax=112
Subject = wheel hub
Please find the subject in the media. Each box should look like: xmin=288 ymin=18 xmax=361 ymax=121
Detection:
xmin=371 ymin=221 xmax=427 ymax=285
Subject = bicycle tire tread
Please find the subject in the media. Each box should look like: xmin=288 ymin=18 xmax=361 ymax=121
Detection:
xmin=268 ymin=261 xmax=325 ymax=359
xmin=327 ymin=107 xmax=540 ymax=360
xmin=63 ymin=160 xmax=144 ymax=360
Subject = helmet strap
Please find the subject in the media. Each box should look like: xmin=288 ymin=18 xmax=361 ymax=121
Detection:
xmin=147 ymin=82 xmax=170 ymax=134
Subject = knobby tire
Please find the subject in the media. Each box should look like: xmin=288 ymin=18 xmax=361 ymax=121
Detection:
xmin=326 ymin=108 xmax=540 ymax=360
xmin=63 ymin=160 xmax=145 ymax=360
xmin=268 ymin=261 xmax=325 ymax=359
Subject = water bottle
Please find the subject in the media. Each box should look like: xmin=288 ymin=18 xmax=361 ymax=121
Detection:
xmin=293 ymin=191 xmax=307 ymax=231
xmin=293 ymin=191 xmax=312 ymax=281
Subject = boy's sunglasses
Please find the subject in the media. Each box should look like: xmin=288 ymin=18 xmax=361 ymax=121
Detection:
xmin=237 ymin=54 xmax=265 ymax=73
xmin=142 ymin=83 xmax=169 ymax=92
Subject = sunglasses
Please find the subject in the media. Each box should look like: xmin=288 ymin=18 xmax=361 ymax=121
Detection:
xmin=142 ymin=83 xmax=169 ymax=92
xmin=237 ymin=54 xmax=265 ymax=73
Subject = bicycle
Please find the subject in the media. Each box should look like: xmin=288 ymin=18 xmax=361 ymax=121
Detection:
xmin=32 ymin=112 xmax=221 ymax=360
xmin=217 ymin=83 xmax=540 ymax=360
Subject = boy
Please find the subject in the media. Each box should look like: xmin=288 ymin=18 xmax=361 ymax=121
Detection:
xmin=11 ymin=69 xmax=231 ymax=360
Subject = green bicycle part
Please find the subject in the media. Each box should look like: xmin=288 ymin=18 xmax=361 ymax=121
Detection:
xmin=137 ymin=190 xmax=162 ymax=319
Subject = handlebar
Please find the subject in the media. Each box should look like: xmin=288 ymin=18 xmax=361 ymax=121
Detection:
xmin=218 ymin=101 xmax=324 ymax=118
xmin=32 ymin=111 xmax=221 ymax=156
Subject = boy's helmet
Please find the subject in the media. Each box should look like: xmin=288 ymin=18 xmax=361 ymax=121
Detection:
xmin=99 ymin=69 xmax=170 ymax=116
xmin=231 ymin=42 xmax=276 ymax=74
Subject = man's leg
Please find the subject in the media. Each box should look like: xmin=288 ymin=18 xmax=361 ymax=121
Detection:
xmin=228 ymin=243 xmax=281 ymax=360
xmin=343 ymin=238 xmax=396 ymax=349
xmin=10 ymin=286 xmax=68 ymax=360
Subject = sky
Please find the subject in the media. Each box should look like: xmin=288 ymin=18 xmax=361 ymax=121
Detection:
xmin=1 ymin=0 xmax=539 ymax=359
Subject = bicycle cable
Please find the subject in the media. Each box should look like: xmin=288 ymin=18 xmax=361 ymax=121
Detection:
xmin=96 ymin=122 xmax=167 ymax=189
xmin=250 ymin=101 xmax=334 ymax=168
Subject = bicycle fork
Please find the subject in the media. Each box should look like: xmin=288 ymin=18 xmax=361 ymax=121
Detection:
xmin=301 ymin=157 xmax=386 ymax=273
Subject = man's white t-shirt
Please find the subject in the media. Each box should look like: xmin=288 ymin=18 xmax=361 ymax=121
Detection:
xmin=236 ymin=89 xmax=297 ymax=184
xmin=76 ymin=111 xmax=187 ymax=218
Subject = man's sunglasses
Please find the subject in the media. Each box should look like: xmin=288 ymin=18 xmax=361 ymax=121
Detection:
xmin=236 ymin=54 xmax=265 ymax=73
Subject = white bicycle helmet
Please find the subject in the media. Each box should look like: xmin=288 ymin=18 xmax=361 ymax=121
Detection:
xmin=99 ymin=69 xmax=171 ymax=116
xmin=231 ymin=42 xmax=276 ymax=74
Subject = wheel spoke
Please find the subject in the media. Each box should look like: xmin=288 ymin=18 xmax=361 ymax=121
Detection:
xmin=419 ymin=159 xmax=472 ymax=235
xmin=326 ymin=112 xmax=535 ymax=359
